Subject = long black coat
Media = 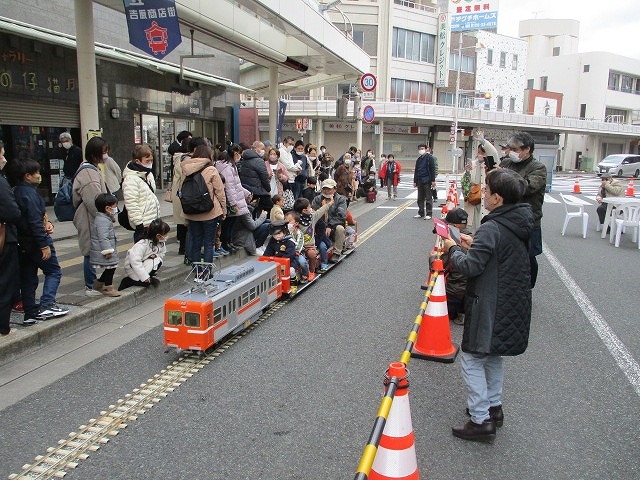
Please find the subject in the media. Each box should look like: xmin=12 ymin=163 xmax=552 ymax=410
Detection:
xmin=238 ymin=150 xmax=271 ymax=196
xmin=449 ymin=203 xmax=534 ymax=356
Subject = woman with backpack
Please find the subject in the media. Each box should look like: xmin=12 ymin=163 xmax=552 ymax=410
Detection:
xmin=122 ymin=145 xmax=161 ymax=243
xmin=72 ymin=136 xmax=108 ymax=296
xmin=180 ymin=140 xmax=226 ymax=268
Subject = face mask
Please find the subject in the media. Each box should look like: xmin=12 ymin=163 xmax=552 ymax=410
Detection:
xmin=28 ymin=173 xmax=42 ymax=185
xmin=288 ymin=222 xmax=295 ymax=231
xmin=295 ymin=150 xmax=304 ymax=156
xmin=322 ymin=193 xmax=333 ymax=199
xmin=273 ymin=232 xmax=285 ymax=241
xmin=62 ymin=142 xmax=72 ymax=150
xmin=345 ymin=160 xmax=351 ymax=166
xmin=368 ymin=153 xmax=373 ymax=158
xmin=321 ymin=148 xmax=326 ymax=154
xmin=102 ymin=153 xmax=109 ymax=161
xmin=141 ymin=162 xmax=153 ymax=170
xmin=157 ymin=235 xmax=167 ymax=242
xmin=354 ymin=154 xmax=360 ymax=160
xmin=112 ymin=207 xmax=119 ymax=215
xmin=418 ymin=149 xmax=426 ymax=156
xmin=508 ymin=151 xmax=521 ymax=162
xmin=258 ymin=149 xmax=265 ymax=157
xmin=308 ymin=156 xmax=316 ymax=161
xmin=269 ymin=155 xmax=277 ymax=163
xmin=287 ymin=145 xmax=293 ymax=153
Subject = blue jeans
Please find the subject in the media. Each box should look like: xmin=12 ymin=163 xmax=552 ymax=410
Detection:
xmin=254 ymin=222 xmax=270 ymax=248
xmin=461 ymin=351 xmax=504 ymax=425
xmin=19 ymin=242 xmax=62 ymax=317
xmin=318 ymin=240 xmax=329 ymax=263
xmin=297 ymin=253 xmax=309 ymax=276
xmin=189 ymin=218 xmax=219 ymax=263
xmin=84 ymin=255 xmax=97 ymax=290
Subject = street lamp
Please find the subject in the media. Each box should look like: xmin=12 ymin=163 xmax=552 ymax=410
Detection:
xmin=451 ymin=35 xmax=484 ymax=175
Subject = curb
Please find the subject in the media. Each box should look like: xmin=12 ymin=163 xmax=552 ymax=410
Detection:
xmin=0 ymin=249 xmax=249 ymax=367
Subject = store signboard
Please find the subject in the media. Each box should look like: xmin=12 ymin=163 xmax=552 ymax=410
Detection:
xmin=450 ymin=0 xmax=499 ymax=32
xmin=123 ymin=0 xmax=182 ymax=59
xmin=436 ymin=13 xmax=451 ymax=88
xmin=171 ymin=90 xmax=201 ymax=115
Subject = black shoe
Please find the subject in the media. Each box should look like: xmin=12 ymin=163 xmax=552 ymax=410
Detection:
xmin=452 ymin=419 xmax=496 ymax=441
xmin=178 ymin=246 xmax=185 ymax=255
xmin=465 ymin=405 xmax=504 ymax=428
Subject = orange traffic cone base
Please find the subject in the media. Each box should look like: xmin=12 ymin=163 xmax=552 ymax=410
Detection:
xmin=411 ymin=342 xmax=459 ymax=363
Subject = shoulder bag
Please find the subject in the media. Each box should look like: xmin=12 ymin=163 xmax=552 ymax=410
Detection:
xmin=467 ymin=184 xmax=482 ymax=206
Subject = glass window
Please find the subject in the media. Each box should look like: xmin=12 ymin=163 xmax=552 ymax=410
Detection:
xmin=167 ymin=310 xmax=182 ymax=326
xmin=420 ymin=33 xmax=435 ymax=63
xmin=621 ymin=75 xmax=633 ymax=93
xmin=397 ymin=28 xmax=406 ymax=58
xmin=608 ymin=71 xmax=620 ymax=90
xmin=487 ymin=49 xmax=493 ymax=65
xmin=583 ymin=64 xmax=590 ymax=73
xmin=222 ymin=304 xmax=226 ymax=318
xmin=213 ymin=307 xmax=222 ymax=323
xmin=509 ymin=97 xmax=516 ymax=113
xmin=353 ymin=30 xmax=364 ymax=49
xmin=527 ymin=79 xmax=534 ymax=89
xmin=185 ymin=312 xmax=200 ymax=327
xmin=392 ymin=27 xmax=434 ymax=63
xmin=496 ymin=96 xmax=504 ymax=110
xmin=540 ymin=76 xmax=548 ymax=91
xmin=512 ymin=54 xmax=518 ymax=70
xmin=552 ymin=47 xmax=560 ymax=56
xmin=500 ymin=51 xmax=506 ymax=68
xmin=241 ymin=292 xmax=249 ymax=305
xmin=411 ymin=31 xmax=420 ymax=61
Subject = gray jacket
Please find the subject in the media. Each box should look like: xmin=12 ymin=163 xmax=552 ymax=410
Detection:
xmin=311 ymin=192 xmax=347 ymax=228
xmin=449 ymin=203 xmax=534 ymax=356
xmin=89 ymin=212 xmax=119 ymax=267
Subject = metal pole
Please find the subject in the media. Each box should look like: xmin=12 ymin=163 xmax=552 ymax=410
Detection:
xmin=452 ymin=32 xmax=463 ymax=175
xmin=269 ymin=66 xmax=278 ymax=145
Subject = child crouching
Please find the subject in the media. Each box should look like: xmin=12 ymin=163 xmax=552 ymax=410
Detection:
xmin=263 ymin=221 xmax=301 ymax=282
xmin=118 ymin=219 xmax=170 ymax=291
xmin=90 ymin=193 xmax=121 ymax=296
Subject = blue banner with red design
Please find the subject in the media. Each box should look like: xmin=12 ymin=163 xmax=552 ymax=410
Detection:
xmin=123 ymin=0 xmax=182 ymax=60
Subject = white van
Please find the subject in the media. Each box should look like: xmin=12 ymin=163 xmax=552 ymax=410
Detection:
xmin=595 ymin=154 xmax=640 ymax=178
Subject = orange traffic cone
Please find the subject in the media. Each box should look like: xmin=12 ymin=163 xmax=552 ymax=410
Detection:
xmin=573 ymin=177 xmax=581 ymax=194
xmin=626 ymin=179 xmax=635 ymax=197
xmin=412 ymin=259 xmax=459 ymax=363
xmin=369 ymin=362 xmax=419 ymax=480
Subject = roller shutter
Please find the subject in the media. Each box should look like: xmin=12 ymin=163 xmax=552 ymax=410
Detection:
xmin=0 ymin=99 xmax=79 ymax=127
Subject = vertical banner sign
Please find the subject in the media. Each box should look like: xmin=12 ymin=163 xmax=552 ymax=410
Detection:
xmin=123 ymin=0 xmax=182 ymax=60
xmin=449 ymin=0 xmax=499 ymax=32
xmin=276 ymin=100 xmax=287 ymax=146
xmin=436 ymin=12 xmax=451 ymax=88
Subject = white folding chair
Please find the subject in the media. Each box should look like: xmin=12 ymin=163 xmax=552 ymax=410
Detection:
xmin=613 ymin=204 xmax=640 ymax=247
xmin=560 ymin=193 xmax=589 ymax=238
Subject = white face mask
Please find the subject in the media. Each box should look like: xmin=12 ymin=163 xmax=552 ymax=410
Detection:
xmin=141 ymin=162 xmax=153 ymax=169
xmin=345 ymin=160 xmax=351 ymax=166
xmin=508 ymin=151 xmax=521 ymax=162
xmin=322 ymin=192 xmax=333 ymax=199
xmin=62 ymin=141 xmax=72 ymax=150
xmin=308 ymin=156 xmax=316 ymax=161
xmin=287 ymin=145 xmax=294 ymax=153
xmin=321 ymin=148 xmax=326 ymax=154
xmin=102 ymin=153 xmax=109 ymax=161
xmin=273 ymin=232 xmax=285 ymax=241
xmin=257 ymin=149 xmax=265 ymax=157
xmin=111 ymin=206 xmax=119 ymax=215
xmin=418 ymin=149 xmax=426 ymax=156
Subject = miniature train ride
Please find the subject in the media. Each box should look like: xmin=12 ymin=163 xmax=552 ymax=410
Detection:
xmin=163 ymin=246 xmax=355 ymax=354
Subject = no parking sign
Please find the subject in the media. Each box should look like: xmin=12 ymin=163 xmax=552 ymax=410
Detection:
xmin=363 ymin=105 xmax=375 ymax=123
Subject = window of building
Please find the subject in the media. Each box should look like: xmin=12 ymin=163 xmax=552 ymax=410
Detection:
xmin=438 ymin=92 xmax=454 ymax=106
xmin=509 ymin=97 xmax=516 ymax=113
xmin=352 ymin=30 xmax=364 ymax=49
xmin=499 ymin=51 xmax=506 ymax=68
xmin=390 ymin=78 xmax=433 ymax=103
xmin=449 ymin=53 xmax=475 ymax=73
xmin=605 ymin=107 xmax=627 ymax=123
xmin=392 ymin=27 xmax=435 ymax=63
xmin=583 ymin=64 xmax=590 ymax=73
xmin=580 ymin=104 xmax=586 ymax=119
xmin=496 ymin=96 xmax=504 ymax=111
xmin=512 ymin=54 xmax=518 ymax=70
xmin=621 ymin=75 xmax=633 ymax=93
xmin=487 ymin=48 xmax=493 ymax=65
xmin=540 ymin=76 xmax=548 ymax=91
xmin=608 ymin=71 xmax=620 ymax=90
xmin=527 ymin=78 xmax=534 ymax=89
xmin=552 ymin=47 xmax=560 ymax=56
xmin=635 ymin=78 xmax=640 ymax=95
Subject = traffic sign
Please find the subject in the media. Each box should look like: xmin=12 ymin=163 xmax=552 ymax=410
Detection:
xmin=363 ymin=105 xmax=375 ymax=123
xmin=360 ymin=73 xmax=377 ymax=92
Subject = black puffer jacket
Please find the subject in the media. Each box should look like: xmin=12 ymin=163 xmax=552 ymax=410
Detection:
xmin=499 ymin=155 xmax=547 ymax=227
xmin=0 ymin=173 xmax=21 ymax=244
xmin=449 ymin=203 xmax=534 ymax=356
xmin=238 ymin=150 xmax=271 ymax=196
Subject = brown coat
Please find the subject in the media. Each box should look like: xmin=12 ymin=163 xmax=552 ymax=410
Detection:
xmin=334 ymin=164 xmax=350 ymax=198
xmin=180 ymin=157 xmax=226 ymax=221
xmin=72 ymin=162 xmax=106 ymax=256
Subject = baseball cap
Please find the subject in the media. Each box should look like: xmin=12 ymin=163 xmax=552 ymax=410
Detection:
xmin=322 ymin=178 xmax=337 ymax=189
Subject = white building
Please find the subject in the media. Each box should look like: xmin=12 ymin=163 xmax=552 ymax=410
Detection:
xmin=520 ymin=18 xmax=640 ymax=171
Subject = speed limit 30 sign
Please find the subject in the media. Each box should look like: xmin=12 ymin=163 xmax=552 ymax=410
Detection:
xmin=360 ymin=73 xmax=377 ymax=92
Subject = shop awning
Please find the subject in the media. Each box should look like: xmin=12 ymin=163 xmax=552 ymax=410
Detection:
xmin=0 ymin=16 xmax=254 ymax=93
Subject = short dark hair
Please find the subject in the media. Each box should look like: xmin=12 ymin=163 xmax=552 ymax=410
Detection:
xmin=227 ymin=143 xmax=242 ymax=158
xmin=507 ymin=132 xmax=535 ymax=154
xmin=418 ymin=144 xmax=427 ymax=149
xmin=349 ymin=146 xmax=357 ymax=153
xmin=188 ymin=137 xmax=208 ymax=153
xmin=486 ymin=168 xmax=526 ymax=204
xmin=85 ymin=137 xmax=106 ymax=165
xmin=22 ymin=159 xmax=41 ymax=176
xmin=283 ymin=136 xmax=295 ymax=144
xmin=306 ymin=176 xmax=317 ymax=185
xmin=177 ymin=130 xmax=192 ymax=142
xmin=272 ymin=194 xmax=282 ymax=203
xmin=285 ymin=211 xmax=300 ymax=223
xmin=293 ymin=197 xmax=310 ymax=212
xmin=294 ymin=140 xmax=304 ymax=148
xmin=146 ymin=219 xmax=170 ymax=244
xmin=387 ymin=154 xmax=395 ymax=160
xmin=95 ymin=193 xmax=118 ymax=213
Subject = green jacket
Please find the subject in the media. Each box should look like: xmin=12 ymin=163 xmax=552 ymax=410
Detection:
xmin=500 ymin=155 xmax=547 ymax=227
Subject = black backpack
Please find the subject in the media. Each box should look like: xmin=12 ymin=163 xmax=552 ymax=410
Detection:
xmin=179 ymin=165 xmax=214 ymax=214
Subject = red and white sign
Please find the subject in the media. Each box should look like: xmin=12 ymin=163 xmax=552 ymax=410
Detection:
xmin=360 ymin=73 xmax=377 ymax=92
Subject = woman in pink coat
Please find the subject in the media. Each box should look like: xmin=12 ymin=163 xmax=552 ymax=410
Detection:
xmin=265 ymin=148 xmax=289 ymax=197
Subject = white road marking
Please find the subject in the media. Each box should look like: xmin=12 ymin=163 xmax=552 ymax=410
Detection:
xmin=560 ymin=194 xmax=593 ymax=206
xmin=543 ymin=242 xmax=640 ymax=397
xmin=544 ymin=194 xmax=560 ymax=204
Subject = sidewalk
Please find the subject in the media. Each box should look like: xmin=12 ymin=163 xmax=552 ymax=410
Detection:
xmin=0 ymin=190 xmax=379 ymax=366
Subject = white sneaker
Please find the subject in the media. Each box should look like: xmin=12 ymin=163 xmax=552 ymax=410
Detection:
xmin=256 ymin=246 xmax=266 ymax=256
xmin=84 ymin=287 xmax=102 ymax=297
xmin=424 ymin=215 xmax=432 ymax=220
xmin=413 ymin=214 xmax=424 ymax=219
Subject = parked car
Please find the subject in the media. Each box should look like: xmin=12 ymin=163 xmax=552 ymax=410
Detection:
xmin=595 ymin=154 xmax=640 ymax=178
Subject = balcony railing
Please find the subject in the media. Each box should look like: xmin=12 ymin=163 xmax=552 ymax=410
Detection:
xmin=249 ymin=99 xmax=640 ymax=136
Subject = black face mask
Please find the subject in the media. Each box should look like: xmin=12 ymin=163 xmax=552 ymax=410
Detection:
xmin=300 ymin=212 xmax=312 ymax=226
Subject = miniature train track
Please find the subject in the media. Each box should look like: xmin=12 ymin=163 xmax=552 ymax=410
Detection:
xmin=8 ymin=300 xmax=287 ymax=480
xmin=8 ymin=203 xmax=409 ymax=479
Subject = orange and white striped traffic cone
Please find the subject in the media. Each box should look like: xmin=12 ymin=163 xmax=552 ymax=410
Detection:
xmin=573 ymin=177 xmax=581 ymax=194
xmin=411 ymin=259 xmax=459 ymax=363
xmin=369 ymin=362 xmax=419 ymax=480
xmin=626 ymin=179 xmax=635 ymax=197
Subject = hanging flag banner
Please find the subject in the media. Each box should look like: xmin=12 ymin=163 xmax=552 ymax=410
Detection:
xmin=276 ymin=100 xmax=288 ymax=146
xmin=123 ymin=0 xmax=182 ymax=59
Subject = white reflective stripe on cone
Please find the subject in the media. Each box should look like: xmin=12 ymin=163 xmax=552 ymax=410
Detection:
xmin=425 ymin=298 xmax=449 ymax=318
xmin=384 ymin=394 xmax=414 ymax=437
xmin=370 ymin=445 xmax=418 ymax=478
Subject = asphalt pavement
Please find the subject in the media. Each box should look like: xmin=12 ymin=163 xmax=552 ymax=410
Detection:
xmin=1 ymin=175 xmax=639 ymax=479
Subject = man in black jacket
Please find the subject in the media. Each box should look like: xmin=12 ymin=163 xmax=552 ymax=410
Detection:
xmin=445 ymin=168 xmax=534 ymax=442
xmin=413 ymin=144 xmax=437 ymax=219
xmin=239 ymin=141 xmax=272 ymax=217
xmin=59 ymin=132 xmax=83 ymax=179
xmin=0 ymin=153 xmax=23 ymax=335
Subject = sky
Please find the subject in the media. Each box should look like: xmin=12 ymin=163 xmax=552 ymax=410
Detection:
xmin=494 ymin=0 xmax=640 ymax=59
